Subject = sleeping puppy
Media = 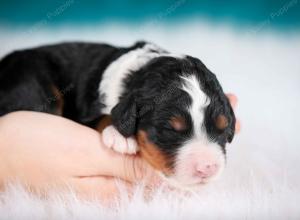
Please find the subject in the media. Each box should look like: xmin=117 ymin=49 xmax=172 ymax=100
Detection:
xmin=0 ymin=41 xmax=235 ymax=188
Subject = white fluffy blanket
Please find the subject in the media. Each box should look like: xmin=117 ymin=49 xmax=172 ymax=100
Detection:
xmin=0 ymin=22 xmax=300 ymax=219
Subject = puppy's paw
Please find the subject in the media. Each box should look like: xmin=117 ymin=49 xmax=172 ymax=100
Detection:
xmin=102 ymin=125 xmax=139 ymax=154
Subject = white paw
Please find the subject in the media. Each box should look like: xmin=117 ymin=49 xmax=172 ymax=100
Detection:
xmin=102 ymin=125 xmax=139 ymax=154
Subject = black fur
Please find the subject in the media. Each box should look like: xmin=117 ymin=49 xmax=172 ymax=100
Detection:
xmin=0 ymin=41 xmax=235 ymax=167
xmin=0 ymin=41 xmax=146 ymax=126
xmin=112 ymin=54 xmax=235 ymax=162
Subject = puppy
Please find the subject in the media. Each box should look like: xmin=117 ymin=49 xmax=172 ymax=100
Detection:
xmin=0 ymin=41 xmax=235 ymax=188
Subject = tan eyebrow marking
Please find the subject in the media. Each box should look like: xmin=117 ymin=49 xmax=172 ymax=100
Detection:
xmin=215 ymin=114 xmax=229 ymax=130
xmin=169 ymin=116 xmax=187 ymax=131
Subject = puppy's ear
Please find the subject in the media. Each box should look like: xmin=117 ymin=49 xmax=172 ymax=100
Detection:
xmin=226 ymin=107 xmax=236 ymax=144
xmin=111 ymin=96 xmax=137 ymax=137
xmin=227 ymin=128 xmax=234 ymax=143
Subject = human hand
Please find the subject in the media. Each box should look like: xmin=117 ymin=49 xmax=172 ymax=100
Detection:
xmin=226 ymin=93 xmax=241 ymax=133
xmin=0 ymin=111 xmax=158 ymax=201
xmin=0 ymin=94 xmax=239 ymax=201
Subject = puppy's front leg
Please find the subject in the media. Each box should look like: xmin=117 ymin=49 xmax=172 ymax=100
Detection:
xmin=102 ymin=125 xmax=139 ymax=154
xmin=97 ymin=116 xmax=139 ymax=154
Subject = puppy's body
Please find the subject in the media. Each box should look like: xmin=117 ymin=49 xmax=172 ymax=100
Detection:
xmin=0 ymin=42 xmax=144 ymax=125
xmin=0 ymin=41 xmax=235 ymax=188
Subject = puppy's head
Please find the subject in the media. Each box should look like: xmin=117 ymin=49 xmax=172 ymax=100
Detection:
xmin=111 ymin=55 xmax=235 ymax=188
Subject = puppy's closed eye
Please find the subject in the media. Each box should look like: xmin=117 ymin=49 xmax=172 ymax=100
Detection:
xmin=169 ymin=116 xmax=187 ymax=131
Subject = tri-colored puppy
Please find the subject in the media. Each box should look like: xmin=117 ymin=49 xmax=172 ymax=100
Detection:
xmin=0 ymin=41 xmax=235 ymax=188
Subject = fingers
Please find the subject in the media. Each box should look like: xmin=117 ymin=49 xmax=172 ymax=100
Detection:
xmin=68 ymin=176 xmax=133 ymax=203
xmin=226 ymin=93 xmax=238 ymax=108
xmin=226 ymin=93 xmax=241 ymax=133
xmin=105 ymin=152 xmax=161 ymax=186
xmin=26 ymin=176 xmax=133 ymax=203
xmin=235 ymin=119 xmax=241 ymax=133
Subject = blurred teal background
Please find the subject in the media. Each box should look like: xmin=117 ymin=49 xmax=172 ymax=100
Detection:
xmin=0 ymin=0 xmax=299 ymax=29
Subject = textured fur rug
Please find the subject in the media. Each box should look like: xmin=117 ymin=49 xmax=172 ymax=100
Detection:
xmin=0 ymin=22 xmax=300 ymax=219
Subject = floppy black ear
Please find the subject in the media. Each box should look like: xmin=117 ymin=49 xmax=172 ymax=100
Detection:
xmin=226 ymin=106 xmax=236 ymax=143
xmin=111 ymin=96 xmax=137 ymax=137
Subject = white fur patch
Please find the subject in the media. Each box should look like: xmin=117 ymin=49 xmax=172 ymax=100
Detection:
xmin=100 ymin=43 xmax=165 ymax=114
xmin=99 ymin=43 xmax=184 ymax=114
xmin=164 ymin=75 xmax=225 ymax=188
xmin=102 ymin=125 xmax=139 ymax=154
xmin=171 ymin=141 xmax=225 ymax=189
xmin=180 ymin=74 xmax=210 ymax=138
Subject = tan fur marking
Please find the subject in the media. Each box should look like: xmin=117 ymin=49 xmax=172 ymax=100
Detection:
xmin=215 ymin=115 xmax=228 ymax=130
xmin=51 ymin=85 xmax=64 ymax=115
xmin=137 ymin=130 xmax=172 ymax=175
xmin=169 ymin=116 xmax=187 ymax=131
xmin=96 ymin=115 xmax=112 ymax=133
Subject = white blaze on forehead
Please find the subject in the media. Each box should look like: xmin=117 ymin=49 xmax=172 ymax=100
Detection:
xmin=165 ymin=75 xmax=225 ymax=188
xmin=180 ymin=74 xmax=210 ymax=138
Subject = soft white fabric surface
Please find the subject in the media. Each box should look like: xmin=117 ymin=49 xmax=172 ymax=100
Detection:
xmin=0 ymin=22 xmax=300 ymax=219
